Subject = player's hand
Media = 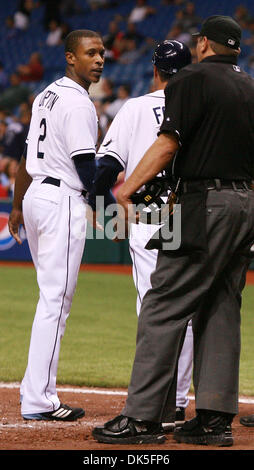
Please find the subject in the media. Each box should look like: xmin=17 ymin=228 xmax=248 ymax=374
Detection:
xmin=8 ymin=208 xmax=24 ymax=245
xmin=113 ymin=189 xmax=139 ymax=241
xmin=86 ymin=205 xmax=103 ymax=231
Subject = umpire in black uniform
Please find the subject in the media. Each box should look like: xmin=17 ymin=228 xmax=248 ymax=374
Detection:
xmin=92 ymin=15 xmax=254 ymax=447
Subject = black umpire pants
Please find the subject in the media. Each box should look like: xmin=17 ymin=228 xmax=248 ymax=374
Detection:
xmin=123 ymin=187 xmax=254 ymax=422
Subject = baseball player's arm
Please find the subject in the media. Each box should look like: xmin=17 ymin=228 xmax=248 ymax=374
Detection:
xmin=88 ymin=155 xmax=124 ymax=211
xmin=8 ymin=155 xmax=32 ymax=244
xmin=116 ymin=132 xmax=179 ymax=223
xmin=73 ymin=153 xmax=96 ymax=193
xmin=88 ymin=103 xmax=130 ymax=212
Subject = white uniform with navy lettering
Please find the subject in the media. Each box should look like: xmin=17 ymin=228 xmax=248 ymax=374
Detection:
xmin=20 ymin=76 xmax=97 ymax=415
xmin=97 ymin=89 xmax=193 ymax=411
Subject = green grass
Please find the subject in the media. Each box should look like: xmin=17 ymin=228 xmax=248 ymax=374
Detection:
xmin=0 ymin=265 xmax=254 ymax=395
xmin=239 ymin=284 xmax=254 ymax=396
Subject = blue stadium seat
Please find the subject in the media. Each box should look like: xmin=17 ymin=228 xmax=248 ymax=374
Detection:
xmin=1 ymin=0 xmax=254 ymax=98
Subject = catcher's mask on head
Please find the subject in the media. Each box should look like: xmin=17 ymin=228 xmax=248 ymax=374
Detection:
xmin=152 ymin=39 xmax=192 ymax=75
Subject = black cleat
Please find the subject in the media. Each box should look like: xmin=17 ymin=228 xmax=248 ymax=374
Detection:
xmin=173 ymin=411 xmax=234 ymax=447
xmin=240 ymin=414 xmax=254 ymax=427
xmin=162 ymin=406 xmax=186 ymax=432
xmin=92 ymin=414 xmax=166 ymax=445
xmin=22 ymin=403 xmax=85 ymax=421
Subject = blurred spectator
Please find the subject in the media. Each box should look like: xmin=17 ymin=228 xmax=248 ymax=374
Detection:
xmin=128 ymin=0 xmax=156 ymax=23
xmin=0 ymin=73 xmax=30 ymax=113
xmin=243 ymin=19 xmax=254 ymax=48
xmin=166 ymin=23 xmax=192 ymax=46
xmin=103 ymin=20 xmax=125 ymax=62
xmin=234 ymin=4 xmax=252 ymax=29
xmin=123 ymin=22 xmax=145 ymax=46
xmin=60 ymin=0 xmax=83 ymax=16
xmin=0 ymin=62 xmax=8 ymax=93
xmin=5 ymin=15 xmax=20 ymax=40
xmin=92 ymin=99 xmax=109 ymax=143
xmin=39 ymin=0 xmax=63 ymax=30
xmin=59 ymin=22 xmax=71 ymax=42
xmin=0 ymin=117 xmax=27 ymax=162
xmin=170 ymin=8 xmax=184 ymax=27
xmin=161 ymin=0 xmax=186 ymax=4
xmin=118 ymin=37 xmax=155 ymax=64
xmin=103 ymin=20 xmax=121 ymax=50
xmin=0 ymin=157 xmax=11 ymax=198
xmin=17 ymin=52 xmax=44 ymax=82
xmin=14 ymin=0 xmax=37 ymax=31
xmin=46 ymin=19 xmax=62 ymax=46
xmin=105 ymin=84 xmax=131 ymax=119
xmin=87 ymin=0 xmax=119 ymax=10
xmin=100 ymin=78 xmax=117 ymax=106
xmin=4 ymin=159 xmax=19 ymax=198
xmin=181 ymin=2 xmax=202 ymax=33
xmin=17 ymin=102 xmax=32 ymax=133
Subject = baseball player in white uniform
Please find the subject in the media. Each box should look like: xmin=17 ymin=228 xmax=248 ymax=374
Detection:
xmin=8 ymin=30 xmax=105 ymax=421
xmin=89 ymin=40 xmax=193 ymax=430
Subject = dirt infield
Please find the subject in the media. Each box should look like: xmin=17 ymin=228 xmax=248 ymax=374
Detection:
xmin=0 ymin=384 xmax=254 ymax=455
xmin=1 ymin=264 xmax=254 ymax=460
xmin=1 ymin=261 xmax=254 ymax=284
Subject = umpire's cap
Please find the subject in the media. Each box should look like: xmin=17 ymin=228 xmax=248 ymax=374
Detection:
xmin=192 ymin=15 xmax=241 ymax=49
xmin=152 ymin=39 xmax=192 ymax=75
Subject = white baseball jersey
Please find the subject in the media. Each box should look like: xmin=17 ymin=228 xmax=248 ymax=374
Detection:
xmin=97 ymin=88 xmax=193 ymax=410
xmin=97 ymin=89 xmax=165 ymax=179
xmin=20 ymin=76 xmax=98 ymax=416
xmin=26 ymin=76 xmax=98 ymax=190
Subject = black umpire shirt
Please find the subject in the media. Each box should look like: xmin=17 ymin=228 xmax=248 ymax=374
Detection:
xmin=160 ymin=55 xmax=254 ymax=181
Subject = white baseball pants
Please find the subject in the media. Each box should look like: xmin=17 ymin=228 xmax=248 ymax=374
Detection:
xmin=129 ymin=222 xmax=193 ymax=409
xmin=20 ymin=178 xmax=87 ymax=415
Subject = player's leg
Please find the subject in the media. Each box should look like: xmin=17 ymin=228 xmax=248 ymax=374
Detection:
xmin=192 ymin=253 xmax=249 ymax=413
xmin=129 ymin=222 xmax=193 ymax=424
xmin=123 ymin=189 xmax=252 ymax=422
xmin=129 ymin=222 xmax=159 ymax=315
xmin=19 ymin=182 xmax=39 ymax=403
xmin=176 ymin=320 xmax=193 ymax=412
xmin=21 ymin=186 xmax=86 ymax=416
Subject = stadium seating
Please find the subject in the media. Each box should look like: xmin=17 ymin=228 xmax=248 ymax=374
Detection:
xmin=1 ymin=0 xmax=254 ymax=97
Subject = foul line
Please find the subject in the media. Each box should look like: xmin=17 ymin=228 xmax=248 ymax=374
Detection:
xmin=1 ymin=382 xmax=254 ymax=404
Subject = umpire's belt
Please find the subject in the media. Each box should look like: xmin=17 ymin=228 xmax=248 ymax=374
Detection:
xmin=179 ymin=179 xmax=253 ymax=194
xmin=42 ymin=176 xmax=87 ymax=197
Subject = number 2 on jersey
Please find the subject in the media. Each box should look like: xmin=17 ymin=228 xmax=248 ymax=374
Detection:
xmin=37 ymin=118 xmax=47 ymax=159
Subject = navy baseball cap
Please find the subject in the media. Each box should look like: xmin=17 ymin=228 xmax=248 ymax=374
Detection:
xmin=193 ymin=15 xmax=242 ymax=49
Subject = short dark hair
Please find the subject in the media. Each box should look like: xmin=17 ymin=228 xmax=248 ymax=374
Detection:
xmin=208 ymin=39 xmax=240 ymax=56
xmin=157 ymin=68 xmax=172 ymax=82
xmin=65 ymin=29 xmax=102 ymax=54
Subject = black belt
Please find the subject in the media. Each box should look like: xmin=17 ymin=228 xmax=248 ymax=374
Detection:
xmin=42 ymin=176 xmax=60 ymax=187
xmin=179 ymin=179 xmax=253 ymax=194
xmin=41 ymin=176 xmax=87 ymax=197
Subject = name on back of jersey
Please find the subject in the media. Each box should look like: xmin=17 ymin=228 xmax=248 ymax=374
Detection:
xmin=39 ymin=90 xmax=59 ymax=111
xmin=152 ymin=105 xmax=165 ymax=125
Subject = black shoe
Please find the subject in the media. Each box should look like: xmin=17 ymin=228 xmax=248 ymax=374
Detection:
xmin=162 ymin=407 xmax=186 ymax=432
xmin=92 ymin=415 xmax=166 ymax=445
xmin=240 ymin=415 xmax=254 ymax=427
xmin=22 ymin=403 xmax=85 ymax=421
xmin=173 ymin=411 xmax=234 ymax=447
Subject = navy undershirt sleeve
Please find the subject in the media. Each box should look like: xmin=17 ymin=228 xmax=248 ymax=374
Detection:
xmin=88 ymin=155 xmax=124 ymax=211
xmin=73 ymin=153 xmax=96 ymax=193
xmin=23 ymin=143 xmax=27 ymax=159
